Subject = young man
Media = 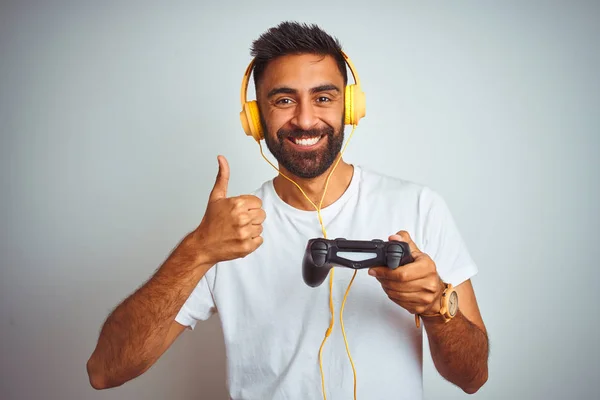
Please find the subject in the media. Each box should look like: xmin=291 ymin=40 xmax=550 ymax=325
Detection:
xmin=87 ymin=21 xmax=488 ymax=399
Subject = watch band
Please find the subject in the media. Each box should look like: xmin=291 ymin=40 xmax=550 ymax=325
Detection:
xmin=415 ymin=283 xmax=454 ymax=328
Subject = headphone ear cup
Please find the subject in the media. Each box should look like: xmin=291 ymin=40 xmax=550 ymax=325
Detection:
xmin=344 ymin=84 xmax=366 ymax=126
xmin=240 ymin=100 xmax=264 ymax=141
xmin=344 ymin=85 xmax=354 ymax=125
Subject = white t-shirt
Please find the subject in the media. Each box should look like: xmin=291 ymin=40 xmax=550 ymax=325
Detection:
xmin=175 ymin=165 xmax=478 ymax=400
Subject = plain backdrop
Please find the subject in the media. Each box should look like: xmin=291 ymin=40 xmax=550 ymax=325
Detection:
xmin=1 ymin=1 xmax=599 ymax=399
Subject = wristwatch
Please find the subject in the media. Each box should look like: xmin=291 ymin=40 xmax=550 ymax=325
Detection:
xmin=415 ymin=283 xmax=458 ymax=328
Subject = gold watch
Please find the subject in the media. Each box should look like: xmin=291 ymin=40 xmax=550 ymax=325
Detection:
xmin=415 ymin=283 xmax=458 ymax=328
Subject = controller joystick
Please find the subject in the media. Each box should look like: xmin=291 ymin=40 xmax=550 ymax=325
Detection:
xmin=302 ymin=238 xmax=414 ymax=287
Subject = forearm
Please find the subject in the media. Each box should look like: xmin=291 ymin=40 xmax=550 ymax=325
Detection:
xmin=87 ymin=233 xmax=211 ymax=388
xmin=422 ymin=310 xmax=489 ymax=394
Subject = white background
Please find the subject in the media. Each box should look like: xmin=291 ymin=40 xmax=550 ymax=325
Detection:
xmin=1 ymin=1 xmax=598 ymax=399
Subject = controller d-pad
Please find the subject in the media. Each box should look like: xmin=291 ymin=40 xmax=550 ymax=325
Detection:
xmin=311 ymin=240 xmax=328 ymax=267
xmin=385 ymin=243 xmax=405 ymax=269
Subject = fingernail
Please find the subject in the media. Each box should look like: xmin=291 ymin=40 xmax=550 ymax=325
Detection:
xmin=368 ymin=269 xmax=376 ymax=276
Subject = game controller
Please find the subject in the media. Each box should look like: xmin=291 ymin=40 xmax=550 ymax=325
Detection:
xmin=302 ymin=238 xmax=414 ymax=287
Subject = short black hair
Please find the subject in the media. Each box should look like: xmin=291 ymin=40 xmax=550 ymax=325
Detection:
xmin=250 ymin=21 xmax=348 ymax=90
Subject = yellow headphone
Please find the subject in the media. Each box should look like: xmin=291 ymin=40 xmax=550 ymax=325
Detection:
xmin=239 ymin=50 xmax=366 ymax=141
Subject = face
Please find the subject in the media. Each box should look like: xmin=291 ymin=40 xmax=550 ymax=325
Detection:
xmin=257 ymin=53 xmax=345 ymax=179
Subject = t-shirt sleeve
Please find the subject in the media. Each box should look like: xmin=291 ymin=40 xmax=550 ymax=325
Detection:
xmin=420 ymin=188 xmax=478 ymax=287
xmin=175 ymin=269 xmax=217 ymax=330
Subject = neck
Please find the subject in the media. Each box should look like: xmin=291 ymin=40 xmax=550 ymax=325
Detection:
xmin=272 ymin=159 xmax=354 ymax=211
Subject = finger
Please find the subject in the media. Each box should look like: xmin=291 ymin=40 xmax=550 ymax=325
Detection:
xmin=389 ymin=230 xmax=421 ymax=255
xmin=234 ymin=208 xmax=265 ymax=227
xmin=378 ymin=276 xmax=441 ymax=294
xmin=248 ymin=223 xmax=263 ymax=239
xmin=383 ymin=289 xmax=426 ymax=305
xmin=236 ymin=195 xmax=263 ymax=210
xmin=368 ymin=256 xmax=432 ymax=281
xmin=247 ymin=208 xmax=266 ymax=224
xmin=250 ymin=235 xmax=264 ymax=249
xmin=209 ymin=155 xmax=230 ymax=202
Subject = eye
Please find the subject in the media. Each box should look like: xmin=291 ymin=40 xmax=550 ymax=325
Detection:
xmin=275 ymin=98 xmax=294 ymax=105
xmin=316 ymin=96 xmax=331 ymax=103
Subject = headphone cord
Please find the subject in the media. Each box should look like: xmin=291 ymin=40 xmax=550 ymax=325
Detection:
xmin=257 ymin=124 xmax=358 ymax=400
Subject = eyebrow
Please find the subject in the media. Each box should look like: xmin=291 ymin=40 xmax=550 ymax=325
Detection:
xmin=267 ymin=84 xmax=341 ymax=98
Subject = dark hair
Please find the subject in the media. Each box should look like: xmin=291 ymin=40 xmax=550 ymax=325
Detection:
xmin=250 ymin=21 xmax=348 ymax=89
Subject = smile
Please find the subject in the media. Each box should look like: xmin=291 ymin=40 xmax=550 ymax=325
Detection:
xmin=287 ymin=135 xmax=324 ymax=147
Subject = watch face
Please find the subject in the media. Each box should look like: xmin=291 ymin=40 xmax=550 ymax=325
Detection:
xmin=448 ymin=291 xmax=459 ymax=316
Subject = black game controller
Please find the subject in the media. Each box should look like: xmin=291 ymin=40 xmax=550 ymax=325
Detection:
xmin=302 ymin=238 xmax=414 ymax=287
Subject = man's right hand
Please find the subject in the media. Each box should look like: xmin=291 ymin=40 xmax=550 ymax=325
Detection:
xmin=192 ymin=155 xmax=266 ymax=265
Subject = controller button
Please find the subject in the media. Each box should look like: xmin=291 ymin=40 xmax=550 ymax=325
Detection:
xmin=313 ymin=240 xmax=328 ymax=251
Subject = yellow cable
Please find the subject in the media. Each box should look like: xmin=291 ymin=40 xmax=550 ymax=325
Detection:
xmin=340 ymin=270 xmax=358 ymax=397
xmin=258 ymin=124 xmax=358 ymax=400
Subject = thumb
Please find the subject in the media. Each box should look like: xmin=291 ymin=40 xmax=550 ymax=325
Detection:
xmin=209 ymin=155 xmax=230 ymax=201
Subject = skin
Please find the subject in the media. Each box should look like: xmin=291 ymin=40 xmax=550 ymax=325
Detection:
xmin=86 ymin=52 xmax=488 ymax=394
xmin=256 ymin=53 xmax=354 ymax=210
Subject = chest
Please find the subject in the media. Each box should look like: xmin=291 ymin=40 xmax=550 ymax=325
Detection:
xmin=211 ymin=195 xmax=422 ymax=334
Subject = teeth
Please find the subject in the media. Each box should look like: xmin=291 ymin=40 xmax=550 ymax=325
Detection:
xmin=293 ymin=136 xmax=321 ymax=146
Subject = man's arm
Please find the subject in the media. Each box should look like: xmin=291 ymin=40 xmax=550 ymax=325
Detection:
xmin=421 ymin=279 xmax=489 ymax=394
xmin=86 ymin=155 xmax=266 ymax=389
xmin=369 ymin=230 xmax=488 ymax=394
xmin=86 ymin=232 xmax=213 ymax=390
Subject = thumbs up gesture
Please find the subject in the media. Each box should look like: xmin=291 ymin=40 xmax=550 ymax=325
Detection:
xmin=193 ymin=156 xmax=266 ymax=265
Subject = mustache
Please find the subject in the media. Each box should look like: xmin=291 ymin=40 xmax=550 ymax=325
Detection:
xmin=277 ymin=126 xmax=334 ymax=140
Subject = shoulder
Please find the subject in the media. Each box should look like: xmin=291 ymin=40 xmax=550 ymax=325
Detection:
xmin=356 ymin=165 xmax=442 ymax=205
xmin=355 ymin=165 xmax=454 ymax=230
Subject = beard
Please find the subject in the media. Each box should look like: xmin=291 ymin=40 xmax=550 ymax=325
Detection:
xmin=262 ymin=117 xmax=345 ymax=179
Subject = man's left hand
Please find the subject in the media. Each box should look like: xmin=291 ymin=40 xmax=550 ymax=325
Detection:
xmin=369 ymin=231 xmax=444 ymax=316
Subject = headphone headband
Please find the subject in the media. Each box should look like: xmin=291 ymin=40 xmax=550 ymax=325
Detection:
xmin=340 ymin=50 xmax=361 ymax=88
xmin=240 ymin=58 xmax=256 ymax=108
xmin=239 ymin=50 xmax=365 ymax=141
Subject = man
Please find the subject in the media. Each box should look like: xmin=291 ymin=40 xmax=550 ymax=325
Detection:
xmin=86 ymin=21 xmax=488 ymax=399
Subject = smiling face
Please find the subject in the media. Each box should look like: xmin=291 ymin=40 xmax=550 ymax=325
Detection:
xmin=257 ymin=53 xmax=346 ymax=179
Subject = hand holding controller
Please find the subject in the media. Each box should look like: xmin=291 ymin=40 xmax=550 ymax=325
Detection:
xmin=302 ymin=238 xmax=414 ymax=287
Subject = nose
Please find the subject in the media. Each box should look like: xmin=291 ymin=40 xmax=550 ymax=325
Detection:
xmin=290 ymin=99 xmax=319 ymax=131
